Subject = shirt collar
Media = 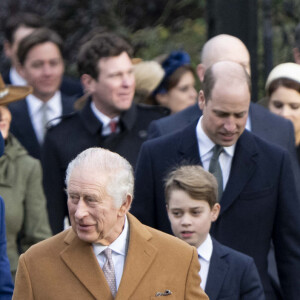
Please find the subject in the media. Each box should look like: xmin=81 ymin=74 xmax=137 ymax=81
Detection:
xmin=93 ymin=215 xmax=129 ymax=256
xmin=196 ymin=116 xmax=236 ymax=158
xmin=90 ymin=101 xmax=120 ymax=127
xmin=197 ymin=234 xmax=213 ymax=262
xmin=26 ymin=91 xmax=61 ymax=116
xmin=10 ymin=67 xmax=27 ymax=86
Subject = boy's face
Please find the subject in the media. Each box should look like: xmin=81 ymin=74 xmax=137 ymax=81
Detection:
xmin=167 ymin=189 xmax=220 ymax=248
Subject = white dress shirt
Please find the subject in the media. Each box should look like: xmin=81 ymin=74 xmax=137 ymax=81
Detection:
xmin=26 ymin=91 xmax=63 ymax=144
xmin=93 ymin=216 xmax=129 ymax=290
xmin=91 ymin=101 xmax=120 ymax=135
xmin=9 ymin=67 xmax=27 ymax=86
xmin=196 ymin=116 xmax=235 ymax=190
xmin=197 ymin=234 xmax=213 ymax=290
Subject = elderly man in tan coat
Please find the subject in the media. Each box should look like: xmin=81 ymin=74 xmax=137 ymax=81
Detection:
xmin=13 ymin=147 xmax=208 ymax=300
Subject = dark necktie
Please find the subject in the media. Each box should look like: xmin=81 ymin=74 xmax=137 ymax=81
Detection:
xmin=102 ymin=248 xmax=117 ymax=297
xmin=208 ymin=145 xmax=223 ymax=201
xmin=109 ymin=120 xmax=118 ymax=133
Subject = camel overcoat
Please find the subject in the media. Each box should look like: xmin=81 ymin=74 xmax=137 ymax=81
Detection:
xmin=13 ymin=213 xmax=208 ymax=300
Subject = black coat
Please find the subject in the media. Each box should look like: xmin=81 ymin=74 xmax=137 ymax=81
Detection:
xmin=42 ymin=100 xmax=169 ymax=234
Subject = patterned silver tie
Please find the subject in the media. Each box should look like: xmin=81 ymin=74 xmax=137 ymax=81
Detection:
xmin=208 ymin=145 xmax=224 ymax=201
xmin=102 ymin=248 xmax=117 ymax=297
xmin=40 ymin=103 xmax=49 ymax=143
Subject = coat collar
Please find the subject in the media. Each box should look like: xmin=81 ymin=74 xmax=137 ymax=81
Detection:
xmin=60 ymin=213 xmax=157 ymax=300
xmin=219 ymin=130 xmax=258 ymax=215
xmin=205 ymin=238 xmax=230 ymax=300
xmin=80 ymin=99 xmax=137 ymax=136
xmin=177 ymin=122 xmax=258 ymax=215
xmin=177 ymin=119 xmax=202 ymax=165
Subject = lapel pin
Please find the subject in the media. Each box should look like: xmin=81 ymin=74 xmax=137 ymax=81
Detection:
xmin=155 ymin=289 xmax=172 ymax=296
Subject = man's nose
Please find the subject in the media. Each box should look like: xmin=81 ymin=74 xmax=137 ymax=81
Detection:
xmin=74 ymin=199 xmax=89 ymax=219
xmin=122 ymin=73 xmax=134 ymax=87
xmin=224 ymin=117 xmax=237 ymax=132
xmin=42 ymin=64 xmax=52 ymax=76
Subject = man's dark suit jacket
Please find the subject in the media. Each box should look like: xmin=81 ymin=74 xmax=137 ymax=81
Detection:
xmin=8 ymin=94 xmax=76 ymax=160
xmin=2 ymin=70 xmax=83 ymax=98
xmin=42 ymin=100 xmax=169 ymax=234
xmin=131 ymin=121 xmax=300 ymax=300
xmin=148 ymin=102 xmax=296 ymax=156
xmin=206 ymin=238 xmax=265 ymax=300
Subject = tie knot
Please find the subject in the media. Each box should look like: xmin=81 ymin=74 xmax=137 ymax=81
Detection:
xmin=109 ymin=120 xmax=118 ymax=133
xmin=103 ymin=247 xmax=113 ymax=258
xmin=212 ymin=145 xmax=223 ymax=158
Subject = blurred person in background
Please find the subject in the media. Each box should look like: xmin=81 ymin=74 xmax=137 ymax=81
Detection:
xmin=144 ymin=51 xmax=197 ymax=114
xmin=8 ymin=28 xmax=77 ymax=160
xmin=133 ymin=59 xmax=165 ymax=104
xmin=0 ymin=76 xmax=52 ymax=278
xmin=2 ymin=12 xmax=83 ymax=98
xmin=266 ymin=62 xmax=300 ymax=164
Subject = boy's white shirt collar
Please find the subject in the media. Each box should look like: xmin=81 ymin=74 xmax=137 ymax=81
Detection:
xmin=197 ymin=233 xmax=213 ymax=262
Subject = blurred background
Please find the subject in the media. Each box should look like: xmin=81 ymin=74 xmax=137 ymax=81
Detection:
xmin=1 ymin=0 xmax=299 ymax=100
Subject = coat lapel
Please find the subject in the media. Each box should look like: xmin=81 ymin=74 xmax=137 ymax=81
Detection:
xmin=177 ymin=120 xmax=202 ymax=165
xmin=116 ymin=214 xmax=157 ymax=300
xmin=61 ymin=93 xmax=76 ymax=115
xmin=205 ymin=239 xmax=229 ymax=300
xmin=13 ymin=100 xmax=41 ymax=156
xmin=220 ymin=131 xmax=258 ymax=215
xmin=60 ymin=229 xmax=113 ymax=300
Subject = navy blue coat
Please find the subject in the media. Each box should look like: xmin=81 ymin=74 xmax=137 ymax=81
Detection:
xmin=8 ymin=93 xmax=76 ymax=160
xmin=148 ymin=102 xmax=296 ymax=157
xmin=206 ymin=238 xmax=265 ymax=300
xmin=0 ymin=197 xmax=14 ymax=299
xmin=131 ymin=121 xmax=300 ymax=300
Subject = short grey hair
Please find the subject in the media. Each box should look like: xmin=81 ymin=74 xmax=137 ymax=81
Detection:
xmin=65 ymin=148 xmax=134 ymax=208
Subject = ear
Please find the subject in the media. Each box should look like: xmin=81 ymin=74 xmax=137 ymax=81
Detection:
xmin=197 ymin=63 xmax=206 ymax=82
xmin=81 ymin=74 xmax=96 ymax=94
xmin=293 ymin=48 xmax=300 ymax=64
xmin=118 ymin=194 xmax=132 ymax=216
xmin=16 ymin=63 xmax=25 ymax=79
xmin=211 ymin=203 xmax=220 ymax=222
xmin=166 ymin=204 xmax=169 ymax=212
xmin=198 ymin=90 xmax=206 ymax=110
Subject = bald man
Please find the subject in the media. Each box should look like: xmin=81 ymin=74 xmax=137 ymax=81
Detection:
xmin=132 ymin=61 xmax=300 ymax=300
xmin=147 ymin=34 xmax=296 ymax=164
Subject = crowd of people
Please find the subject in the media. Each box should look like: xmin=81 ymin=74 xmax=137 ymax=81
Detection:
xmin=1 ymin=11 xmax=300 ymax=300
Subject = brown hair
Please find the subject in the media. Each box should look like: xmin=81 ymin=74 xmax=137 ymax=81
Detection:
xmin=166 ymin=65 xmax=194 ymax=91
xmin=267 ymin=78 xmax=300 ymax=98
xmin=4 ymin=12 xmax=43 ymax=44
xmin=77 ymin=32 xmax=133 ymax=79
xmin=164 ymin=165 xmax=218 ymax=208
xmin=17 ymin=27 xmax=63 ymax=65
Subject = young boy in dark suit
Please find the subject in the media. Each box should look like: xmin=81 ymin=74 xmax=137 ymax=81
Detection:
xmin=165 ymin=165 xmax=265 ymax=300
